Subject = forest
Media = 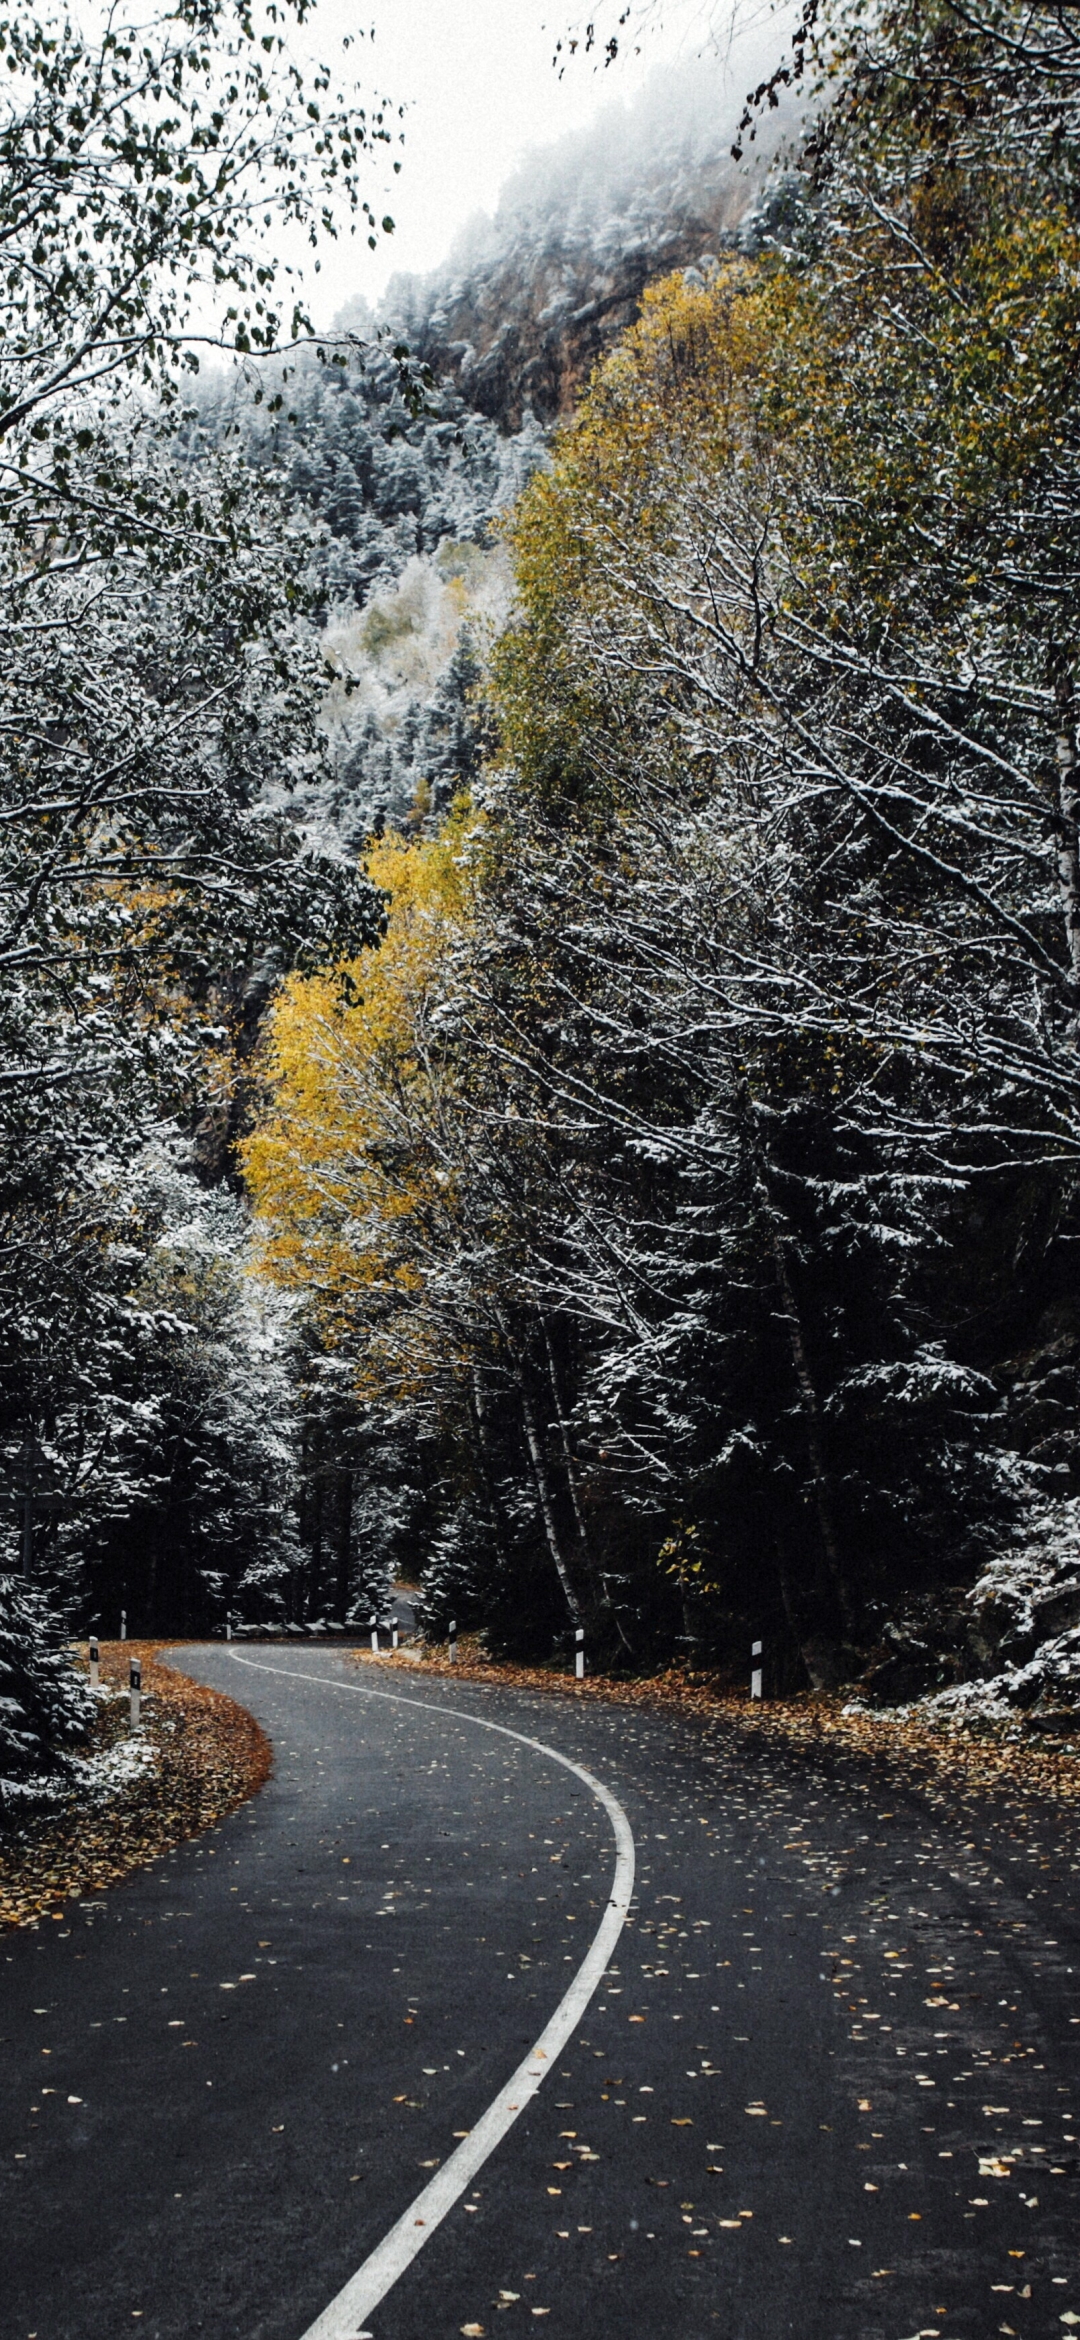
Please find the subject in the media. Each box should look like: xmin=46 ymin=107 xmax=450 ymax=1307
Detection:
xmin=5 ymin=0 xmax=1080 ymax=1800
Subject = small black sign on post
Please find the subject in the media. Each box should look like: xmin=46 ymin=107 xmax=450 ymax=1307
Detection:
xmin=448 ymin=1618 xmax=458 ymax=1665
xmin=751 ymin=1639 xmax=763 ymax=1700
xmin=129 ymin=1655 xmax=142 ymax=1728
xmin=574 ymin=1625 xmax=585 ymax=1681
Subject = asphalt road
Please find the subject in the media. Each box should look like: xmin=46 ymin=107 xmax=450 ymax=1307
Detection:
xmin=2 ymin=1646 xmax=1079 ymax=2340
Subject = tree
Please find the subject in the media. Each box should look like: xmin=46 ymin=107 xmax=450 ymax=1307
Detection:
xmin=241 ymin=0 xmax=1080 ymax=1690
xmin=1 ymin=0 xmax=397 ymax=1774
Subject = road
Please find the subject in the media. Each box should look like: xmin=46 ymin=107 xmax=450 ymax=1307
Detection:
xmin=2 ymin=1645 xmax=1079 ymax=2340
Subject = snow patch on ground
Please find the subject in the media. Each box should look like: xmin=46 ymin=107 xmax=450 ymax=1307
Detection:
xmin=840 ymin=1499 xmax=1080 ymax=1729
xmin=915 ymin=1500 xmax=1080 ymax=1726
xmin=68 ymin=1730 xmax=159 ymax=1802
xmin=918 ymin=1627 xmax=1080 ymax=1725
xmin=4 ymin=1722 xmax=161 ymax=1817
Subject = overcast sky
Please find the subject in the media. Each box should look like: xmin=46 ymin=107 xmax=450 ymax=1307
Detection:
xmin=295 ymin=0 xmax=791 ymax=324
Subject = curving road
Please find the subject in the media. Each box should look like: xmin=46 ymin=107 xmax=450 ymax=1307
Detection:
xmin=2 ymin=1646 xmax=1079 ymax=2340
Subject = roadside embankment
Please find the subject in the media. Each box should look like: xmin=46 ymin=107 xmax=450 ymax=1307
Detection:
xmin=0 ymin=1642 xmax=270 ymax=1931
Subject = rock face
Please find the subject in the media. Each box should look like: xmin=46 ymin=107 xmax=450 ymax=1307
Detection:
xmin=370 ymin=56 xmax=792 ymax=432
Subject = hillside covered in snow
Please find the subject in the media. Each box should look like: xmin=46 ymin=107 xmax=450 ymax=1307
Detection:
xmin=194 ymin=49 xmax=796 ymax=840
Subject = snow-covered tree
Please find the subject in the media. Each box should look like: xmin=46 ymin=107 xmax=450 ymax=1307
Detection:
xmin=0 ymin=0 xmax=396 ymax=1777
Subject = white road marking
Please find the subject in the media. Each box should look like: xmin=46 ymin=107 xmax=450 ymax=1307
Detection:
xmin=225 ymin=1650 xmax=636 ymax=2340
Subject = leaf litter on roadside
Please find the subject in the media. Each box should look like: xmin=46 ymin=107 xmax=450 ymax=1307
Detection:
xmin=0 ymin=1642 xmax=270 ymax=1930
xmin=355 ymin=1640 xmax=1080 ymax=1824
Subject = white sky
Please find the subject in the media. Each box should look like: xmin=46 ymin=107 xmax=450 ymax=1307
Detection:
xmin=296 ymin=0 xmax=790 ymax=325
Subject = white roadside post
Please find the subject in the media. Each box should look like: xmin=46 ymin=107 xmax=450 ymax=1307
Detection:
xmin=226 ymin=1613 xmax=232 ymax=1643
xmin=120 ymin=1608 xmax=127 ymax=1642
xmin=369 ymin=1614 xmax=379 ymax=1654
xmin=391 ymin=1618 xmax=399 ymax=1652
xmin=88 ymin=1633 xmax=99 ymax=1688
xmin=448 ymin=1618 xmax=457 ymax=1665
xmin=750 ymin=1639 xmax=763 ymax=1701
xmin=129 ymin=1655 xmax=142 ymax=1728
xmin=574 ymin=1626 xmax=585 ymax=1681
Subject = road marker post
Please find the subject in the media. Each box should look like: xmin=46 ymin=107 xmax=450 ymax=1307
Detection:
xmin=574 ymin=1625 xmax=585 ymax=1681
xmin=369 ymin=1614 xmax=378 ymax=1653
xmin=129 ymin=1654 xmax=142 ymax=1728
xmin=226 ymin=1613 xmax=232 ymax=1643
xmin=750 ymin=1639 xmax=763 ymax=1700
xmin=448 ymin=1618 xmax=458 ymax=1664
xmin=88 ymin=1633 xmax=99 ymax=1688
xmin=391 ymin=1619 xmax=399 ymax=1652
xmin=120 ymin=1607 xmax=127 ymax=1642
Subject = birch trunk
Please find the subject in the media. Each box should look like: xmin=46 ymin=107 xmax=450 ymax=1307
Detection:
xmin=539 ymin=1315 xmax=633 ymax=1649
xmin=539 ymin=1313 xmax=591 ymax=1557
xmin=519 ymin=1374 xmax=582 ymax=1626
xmin=1055 ymin=675 xmax=1080 ymax=1012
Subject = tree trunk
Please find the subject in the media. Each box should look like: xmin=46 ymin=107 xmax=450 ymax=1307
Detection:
xmin=768 ymin=1222 xmax=857 ymax=1642
xmin=1054 ymin=673 xmax=1080 ymax=1014
xmin=469 ymin=1365 xmax=514 ymax=1568
xmin=519 ymin=1374 xmax=582 ymax=1626
xmin=539 ymin=1314 xmax=590 ymax=1555
xmin=539 ymin=1315 xmax=633 ymax=1651
xmin=335 ymin=1465 xmax=352 ymax=1624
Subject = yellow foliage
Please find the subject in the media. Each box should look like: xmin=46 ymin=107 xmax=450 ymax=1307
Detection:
xmin=496 ymin=203 xmax=1080 ymax=800
xmin=242 ymin=804 xmax=477 ymax=1369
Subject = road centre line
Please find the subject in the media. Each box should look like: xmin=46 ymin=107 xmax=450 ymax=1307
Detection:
xmin=224 ymin=1650 xmax=637 ymax=2340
